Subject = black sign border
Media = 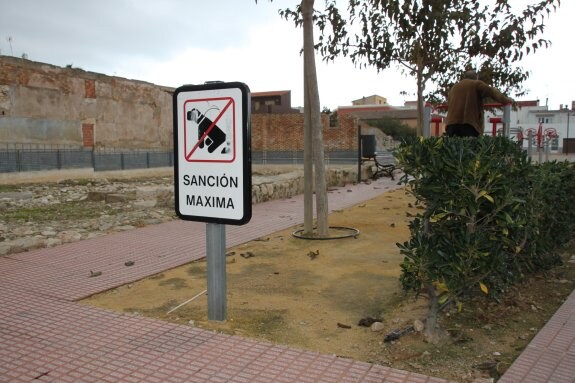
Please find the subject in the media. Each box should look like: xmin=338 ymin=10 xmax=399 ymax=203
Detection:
xmin=173 ymin=82 xmax=252 ymax=225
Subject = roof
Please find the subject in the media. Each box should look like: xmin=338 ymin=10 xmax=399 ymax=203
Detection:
xmin=337 ymin=105 xmax=395 ymax=115
xmin=251 ymin=90 xmax=291 ymax=98
xmin=351 ymin=94 xmax=386 ymax=103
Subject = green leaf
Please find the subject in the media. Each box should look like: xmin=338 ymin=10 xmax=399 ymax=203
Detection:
xmin=478 ymin=190 xmax=494 ymax=203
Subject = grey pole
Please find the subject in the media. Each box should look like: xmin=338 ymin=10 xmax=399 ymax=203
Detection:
xmin=357 ymin=124 xmax=362 ymax=184
xmin=567 ymin=112 xmax=570 ymax=155
xmin=206 ymin=223 xmax=226 ymax=321
xmin=503 ymin=104 xmax=511 ymax=137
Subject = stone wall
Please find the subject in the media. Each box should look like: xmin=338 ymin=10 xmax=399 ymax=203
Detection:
xmin=0 ymin=56 xmax=358 ymax=153
xmin=252 ymin=165 xmax=368 ymax=204
xmin=0 ymin=56 xmax=173 ymax=149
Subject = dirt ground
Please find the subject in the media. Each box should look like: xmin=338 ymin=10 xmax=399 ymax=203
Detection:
xmin=82 ymin=187 xmax=575 ymax=382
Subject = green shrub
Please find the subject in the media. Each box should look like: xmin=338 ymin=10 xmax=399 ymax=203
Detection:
xmin=367 ymin=117 xmax=416 ymax=140
xmin=394 ymin=136 xmax=575 ymax=339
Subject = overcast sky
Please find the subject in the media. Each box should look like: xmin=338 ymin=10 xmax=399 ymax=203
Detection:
xmin=0 ymin=0 xmax=573 ymax=110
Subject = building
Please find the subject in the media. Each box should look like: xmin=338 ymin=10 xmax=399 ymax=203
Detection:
xmin=484 ymin=100 xmax=575 ymax=153
xmin=351 ymin=95 xmax=388 ymax=106
xmin=338 ymin=99 xmax=446 ymax=134
xmin=251 ymin=90 xmax=300 ymax=114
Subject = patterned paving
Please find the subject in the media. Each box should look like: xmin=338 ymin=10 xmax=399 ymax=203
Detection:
xmin=0 ymin=176 xmax=572 ymax=382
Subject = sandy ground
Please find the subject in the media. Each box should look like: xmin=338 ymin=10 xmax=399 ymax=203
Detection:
xmin=83 ymin=188 xmax=418 ymax=352
xmin=83 ymin=187 xmax=575 ymax=382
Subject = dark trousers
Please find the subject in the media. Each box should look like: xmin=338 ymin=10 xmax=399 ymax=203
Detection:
xmin=445 ymin=124 xmax=479 ymax=137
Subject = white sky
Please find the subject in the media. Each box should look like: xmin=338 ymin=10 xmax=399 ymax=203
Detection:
xmin=0 ymin=0 xmax=572 ymax=110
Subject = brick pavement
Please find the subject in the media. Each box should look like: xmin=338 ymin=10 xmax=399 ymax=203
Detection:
xmin=0 ymin=176 xmax=573 ymax=382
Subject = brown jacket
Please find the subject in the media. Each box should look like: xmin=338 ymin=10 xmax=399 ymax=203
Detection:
xmin=446 ymin=79 xmax=513 ymax=134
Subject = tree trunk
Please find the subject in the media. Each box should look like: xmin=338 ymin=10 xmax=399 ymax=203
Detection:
xmin=416 ymin=57 xmax=425 ymax=137
xmin=424 ymin=281 xmax=442 ymax=344
xmin=422 ymin=217 xmax=447 ymax=344
xmin=303 ymin=39 xmax=314 ymax=235
xmin=302 ymin=0 xmax=329 ymax=236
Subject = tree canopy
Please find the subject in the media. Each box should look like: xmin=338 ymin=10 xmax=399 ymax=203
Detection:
xmin=280 ymin=0 xmax=560 ymax=134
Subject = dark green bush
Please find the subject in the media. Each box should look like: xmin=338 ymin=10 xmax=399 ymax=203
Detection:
xmin=395 ymin=136 xmax=575 ymax=311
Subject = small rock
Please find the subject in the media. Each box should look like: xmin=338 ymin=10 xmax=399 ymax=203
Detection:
xmin=106 ymin=193 xmax=137 ymax=203
xmin=493 ymin=352 xmax=501 ymax=356
xmin=133 ymin=200 xmax=157 ymax=208
xmin=370 ymin=322 xmax=385 ymax=332
xmin=58 ymin=231 xmax=82 ymax=243
xmin=413 ymin=319 xmax=425 ymax=332
xmin=45 ymin=238 xmax=62 ymax=248
xmin=188 ymin=320 xmax=195 ymax=326
xmin=358 ymin=317 xmax=381 ymax=327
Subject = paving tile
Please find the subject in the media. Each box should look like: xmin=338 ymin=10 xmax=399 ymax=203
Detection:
xmin=0 ymin=176 xmax=570 ymax=382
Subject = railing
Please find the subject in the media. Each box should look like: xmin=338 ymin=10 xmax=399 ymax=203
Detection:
xmin=0 ymin=146 xmax=174 ymax=173
xmin=251 ymin=150 xmax=357 ymax=165
xmin=0 ymin=147 xmax=359 ymax=174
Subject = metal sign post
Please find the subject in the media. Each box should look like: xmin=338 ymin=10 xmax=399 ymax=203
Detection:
xmin=206 ymin=223 xmax=226 ymax=320
xmin=173 ymin=82 xmax=251 ymax=321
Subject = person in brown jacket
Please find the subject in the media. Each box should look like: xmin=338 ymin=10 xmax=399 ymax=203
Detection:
xmin=445 ymin=70 xmax=514 ymax=137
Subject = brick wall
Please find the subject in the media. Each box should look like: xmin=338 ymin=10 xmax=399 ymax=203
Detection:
xmin=252 ymin=113 xmax=357 ymax=152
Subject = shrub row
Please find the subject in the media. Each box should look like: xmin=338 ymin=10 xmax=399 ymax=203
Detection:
xmin=394 ymin=136 xmax=575 ymax=308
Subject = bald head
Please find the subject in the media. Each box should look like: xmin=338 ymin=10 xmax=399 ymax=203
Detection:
xmin=463 ymin=70 xmax=478 ymax=80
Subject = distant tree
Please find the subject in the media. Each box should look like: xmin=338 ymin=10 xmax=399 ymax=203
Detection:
xmin=368 ymin=117 xmax=416 ymax=140
xmin=280 ymin=0 xmax=560 ymax=135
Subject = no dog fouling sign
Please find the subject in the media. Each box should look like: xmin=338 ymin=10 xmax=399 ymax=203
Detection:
xmin=173 ymin=82 xmax=251 ymax=225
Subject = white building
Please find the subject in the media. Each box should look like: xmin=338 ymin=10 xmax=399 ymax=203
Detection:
xmin=485 ymin=100 xmax=575 ymax=153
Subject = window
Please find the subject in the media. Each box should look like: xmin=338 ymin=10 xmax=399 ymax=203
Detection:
xmin=537 ymin=116 xmax=553 ymax=124
xmin=550 ymin=137 xmax=559 ymax=151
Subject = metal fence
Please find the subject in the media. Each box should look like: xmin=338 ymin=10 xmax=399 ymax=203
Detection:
xmin=251 ymin=150 xmax=357 ymax=165
xmin=0 ymin=145 xmax=174 ymax=173
xmin=0 ymin=146 xmax=359 ymax=174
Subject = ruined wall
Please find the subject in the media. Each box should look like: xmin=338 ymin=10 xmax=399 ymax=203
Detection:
xmin=251 ymin=113 xmax=357 ymax=152
xmin=0 ymin=56 xmax=173 ymax=149
xmin=0 ymin=56 xmax=358 ymax=153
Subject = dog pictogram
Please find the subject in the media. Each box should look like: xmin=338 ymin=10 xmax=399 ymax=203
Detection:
xmin=183 ymin=98 xmax=235 ymax=163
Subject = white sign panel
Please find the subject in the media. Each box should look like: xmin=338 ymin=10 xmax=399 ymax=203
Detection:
xmin=173 ymin=82 xmax=251 ymax=225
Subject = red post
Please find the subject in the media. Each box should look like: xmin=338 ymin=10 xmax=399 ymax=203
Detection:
xmin=489 ymin=117 xmax=502 ymax=137
xmin=431 ymin=117 xmax=442 ymax=136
